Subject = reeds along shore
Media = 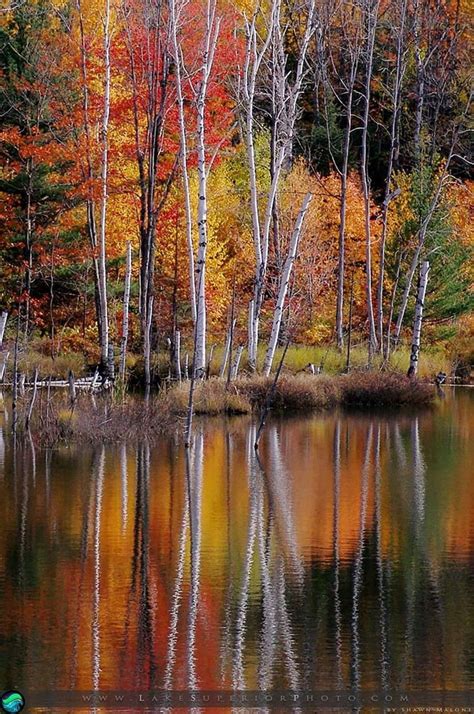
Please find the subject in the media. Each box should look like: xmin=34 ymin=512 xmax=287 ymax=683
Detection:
xmin=9 ymin=371 xmax=436 ymax=447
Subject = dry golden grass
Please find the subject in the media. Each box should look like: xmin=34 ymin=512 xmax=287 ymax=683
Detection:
xmin=24 ymin=372 xmax=435 ymax=447
xmin=164 ymin=371 xmax=435 ymax=415
xmin=339 ymin=371 xmax=435 ymax=407
xmin=164 ymin=378 xmax=251 ymax=415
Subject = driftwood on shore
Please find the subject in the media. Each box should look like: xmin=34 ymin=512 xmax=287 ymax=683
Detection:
xmin=2 ymin=369 xmax=108 ymax=392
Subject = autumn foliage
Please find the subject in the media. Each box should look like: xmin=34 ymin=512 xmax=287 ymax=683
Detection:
xmin=0 ymin=0 xmax=472 ymax=372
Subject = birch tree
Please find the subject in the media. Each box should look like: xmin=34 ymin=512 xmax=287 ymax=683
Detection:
xmin=193 ymin=0 xmax=221 ymax=378
xmin=171 ymin=0 xmax=221 ymax=378
xmin=317 ymin=0 xmax=362 ymax=350
xmin=262 ymin=192 xmax=313 ymax=376
xmin=76 ymin=0 xmax=108 ymax=370
xmin=359 ymin=0 xmax=380 ymax=359
xmin=119 ymin=241 xmax=132 ymax=382
xmin=407 ymin=261 xmax=429 ymax=377
xmin=391 ymin=147 xmax=456 ymax=353
xmin=121 ymin=0 xmax=175 ymax=390
xmin=375 ymin=0 xmax=408 ymax=352
xmin=334 ymin=13 xmax=361 ymax=351
xmin=98 ymin=0 xmax=111 ymax=375
xmin=169 ymin=0 xmax=196 ymax=326
xmin=241 ymin=0 xmax=315 ymax=371
xmin=387 ymin=36 xmax=472 ymax=355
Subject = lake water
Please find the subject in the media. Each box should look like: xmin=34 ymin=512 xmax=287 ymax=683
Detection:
xmin=0 ymin=389 xmax=473 ymax=711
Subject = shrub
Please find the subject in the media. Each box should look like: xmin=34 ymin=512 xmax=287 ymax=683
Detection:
xmin=339 ymin=372 xmax=435 ymax=407
xmin=237 ymin=374 xmax=341 ymax=411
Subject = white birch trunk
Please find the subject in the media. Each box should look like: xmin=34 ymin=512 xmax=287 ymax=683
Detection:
xmin=98 ymin=0 xmax=111 ymax=372
xmin=263 ymin=192 xmax=313 ymax=377
xmin=336 ymin=56 xmax=358 ymax=350
xmin=242 ymin=8 xmax=274 ymax=370
xmin=392 ymin=149 xmax=453 ymax=348
xmin=0 ymin=311 xmax=7 ymax=347
xmin=193 ymin=1 xmax=221 ymax=378
xmin=413 ymin=0 xmax=425 ymax=163
xmin=376 ymin=0 xmax=407 ymax=348
xmin=393 ymin=241 xmax=423 ymax=347
xmin=119 ymin=241 xmax=132 ymax=382
xmin=407 ymin=261 xmax=429 ymax=377
xmin=77 ymin=0 xmax=104 ymax=357
xmin=230 ymin=346 xmax=244 ymax=381
xmin=220 ymin=318 xmax=236 ymax=378
xmin=243 ymin=1 xmax=314 ymax=371
xmin=170 ymin=0 xmax=196 ymax=325
xmin=360 ymin=0 xmax=380 ymax=358
xmin=247 ymin=299 xmax=256 ymax=370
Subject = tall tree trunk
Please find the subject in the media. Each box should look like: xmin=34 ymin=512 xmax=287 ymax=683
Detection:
xmin=263 ymin=193 xmax=312 ymax=376
xmin=0 ymin=311 xmax=7 ymax=347
xmin=346 ymin=270 xmax=354 ymax=372
xmin=76 ymin=0 xmax=106 ymax=362
xmin=413 ymin=0 xmax=425 ymax=164
xmin=336 ymin=60 xmax=357 ymax=350
xmin=23 ymin=158 xmax=33 ymax=343
xmin=220 ymin=319 xmax=236 ymax=379
xmin=131 ymin=9 xmax=172 ymax=392
xmin=392 ymin=145 xmax=454 ymax=348
xmin=393 ymin=241 xmax=423 ymax=348
xmin=360 ymin=0 xmax=380 ymax=359
xmin=243 ymin=1 xmax=314 ymax=371
xmin=230 ymin=345 xmax=244 ymax=381
xmin=385 ymin=249 xmax=404 ymax=360
xmin=376 ymin=0 xmax=407 ymax=349
xmin=98 ymin=0 xmax=111 ymax=374
xmin=119 ymin=241 xmax=132 ymax=382
xmin=170 ymin=0 xmax=197 ymax=326
xmin=242 ymin=6 xmax=274 ymax=371
xmin=407 ymin=261 xmax=429 ymax=377
xmin=194 ymin=96 xmax=208 ymax=378
xmin=193 ymin=0 xmax=221 ymax=378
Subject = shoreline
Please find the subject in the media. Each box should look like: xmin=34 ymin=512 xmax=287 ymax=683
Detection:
xmin=2 ymin=371 xmax=439 ymax=447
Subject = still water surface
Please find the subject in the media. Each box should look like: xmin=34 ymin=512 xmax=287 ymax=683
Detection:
xmin=0 ymin=390 xmax=473 ymax=706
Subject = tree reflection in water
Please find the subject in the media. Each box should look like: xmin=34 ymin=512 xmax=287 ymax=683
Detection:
xmin=0 ymin=393 xmax=472 ymax=694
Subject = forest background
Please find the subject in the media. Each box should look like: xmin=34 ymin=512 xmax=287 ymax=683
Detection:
xmin=0 ymin=0 xmax=472 ymax=387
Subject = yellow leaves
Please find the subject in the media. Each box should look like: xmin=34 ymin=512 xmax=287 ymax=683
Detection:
xmin=302 ymin=321 xmax=333 ymax=346
xmin=448 ymin=180 xmax=473 ymax=249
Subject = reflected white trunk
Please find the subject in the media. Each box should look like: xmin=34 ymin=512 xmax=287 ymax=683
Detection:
xmin=92 ymin=447 xmax=105 ymax=692
xmin=412 ymin=418 xmax=426 ymax=532
xmin=233 ymin=425 xmax=259 ymax=689
xmin=351 ymin=424 xmax=373 ymax=689
xmin=375 ymin=425 xmax=389 ymax=688
xmin=187 ymin=428 xmax=204 ymax=689
xmin=333 ymin=419 xmax=343 ymax=688
xmin=164 ymin=457 xmax=189 ymax=689
xmin=267 ymin=426 xmax=304 ymax=585
xmin=120 ymin=444 xmax=128 ymax=533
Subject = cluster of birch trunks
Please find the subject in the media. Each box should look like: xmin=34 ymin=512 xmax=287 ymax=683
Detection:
xmin=111 ymin=0 xmax=462 ymax=384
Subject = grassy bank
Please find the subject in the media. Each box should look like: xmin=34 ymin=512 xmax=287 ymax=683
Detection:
xmin=10 ymin=341 xmax=455 ymax=384
xmin=166 ymin=372 xmax=435 ymax=416
xmin=17 ymin=371 xmax=436 ymax=446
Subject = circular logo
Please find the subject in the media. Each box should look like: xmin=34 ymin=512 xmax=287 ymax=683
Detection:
xmin=1 ymin=691 xmax=25 ymax=713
